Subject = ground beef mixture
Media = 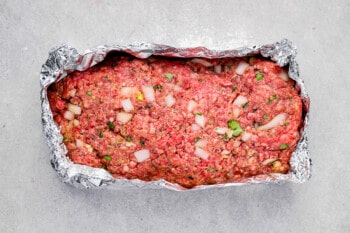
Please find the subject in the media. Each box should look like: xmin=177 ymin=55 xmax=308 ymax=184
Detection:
xmin=48 ymin=54 xmax=303 ymax=188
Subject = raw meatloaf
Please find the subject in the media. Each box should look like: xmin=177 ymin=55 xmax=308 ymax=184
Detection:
xmin=48 ymin=54 xmax=303 ymax=188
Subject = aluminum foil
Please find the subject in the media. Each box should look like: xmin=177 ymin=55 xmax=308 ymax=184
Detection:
xmin=40 ymin=39 xmax=311 ymax=191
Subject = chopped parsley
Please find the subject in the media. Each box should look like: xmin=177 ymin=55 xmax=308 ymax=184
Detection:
xmin=255 ymin=73 xmax=264 ymax=81
xmin=101 ymin=164 xmax=106 ymax=169
xmin=103 ymin=155 xmax=112 ymax=161
xmin=227 ymin=120 xmax=243 ymax=136
xmin=139 ymin=139 xmax=145 ymax=146
xmin=263 ymin=114 xmax=268 ymax=120
xmin=188 ymin=176 xmax=194 ymax=180
xmin=98 ymin=131 xmax=103 ymax=138
xmin=279 ymin=144 xmax=289 ymax=150
xmin=126 ymin=135 xmax=132 ymax=142
xmin=222 ymin=134 xmax=229 ymax=140
xmin=86 ymin=91 xmax=92 ymax=96
xmin=108 ymin=122 xmax=115 ymax=131
xmin=232 ymin=87 xmax=237 ymax=92
xmin=242 ymin=102 xmax=249 ymax=109
xmin=226 ymin=65 xmax=232 ymax=70
xmin=206 ymin=166 xmax=217 ymax=172
xmin=153 ymin=84 xmax=163 ymax=90
xmin=164 ymin=73 xmax=173 ymax=80
xmin=195 ymin=112 xmax=202 ymax=116
xmin=195 ymin=136 xmax=201 ymax=142
xmin=268 ymin=94 xmax=278 ymax=104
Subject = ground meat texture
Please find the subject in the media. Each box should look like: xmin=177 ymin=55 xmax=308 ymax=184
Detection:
xmin=48 ymin=55 xmax=303 ymax=188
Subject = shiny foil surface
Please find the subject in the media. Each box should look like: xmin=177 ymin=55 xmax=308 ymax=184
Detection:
xmin=40 ymin=39 xmax=311 ymax=190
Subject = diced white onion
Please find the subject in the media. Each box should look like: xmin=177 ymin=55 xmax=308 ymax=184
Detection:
xmin=191 ymin=124 xmax=201 ymax=131
xmin=117 ymin=112 xmax=133 ymax=124
xmin=233 ymin=107 xmax=240 ymax=118
xmin=69 ymin=89 xmax=76 ymax=97
xmin=164 ymin=94 xmax=176 ymax=107
xmin=214 ymin=127 xmax=227 ymax=135
xmin=76 ymin=139 xmax=83 ymax=148
xmin=221 ymin=150 xmax=231 ymax=155
xmin=120 ymin=87 xmax=138 ymax=97
xmin=85 ymin=144 xmax=93 ymax=152
xmin=173 ymin=85 xmax=182 ymax=91
xmin=191 ymin=58 xmax=213 ymax=67
xmin=235 ymin=61 xmax=249 ymax=75
xmin=187 ymin=100 xmax=198 ymax=112
xmin=141 ymin=86 xmax=155 ymax=103
xmin=226 ymin=129 xmax=234 ymax=138
xmin=64 ymin=111 xmax=74 ymax=120
xmin=233 ymin=95 xmax=248 ymax=106
xmin=258 ymin=113 xmax=287 ymax=131
xmin=233 ymin=140 xmax=241 ymax=148
xmin=195 ymin=139 xmax=208 ymax=148
xmin=125 ymin=142 xmax=136 ymax=147
xmin=195 ymin=115 xmax=205 ymax=128
xmin=68 ymin=103 xmax=81 ymax=115
xmin=194 ymin=147 xmax=210 ymax=160
xmin=262 ymin=158 xmax=277 ymax=166
xmin=279 ymin=70 xmax=289 ymax=81
xmin=73 ymin=119 xmax=80 ymax=127
xmin=214 ymin=65 xmax=222 ymax=74
xmin=134 ymin=149 xmax=150 ymax=163
xmin=121 ymin=99 xmax=134 ymax=112
xmin=241 ymin=132 xmax=252 ymax=142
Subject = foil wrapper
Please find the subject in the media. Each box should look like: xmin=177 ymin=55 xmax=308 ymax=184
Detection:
xmin=40 ymin=39 xmax=311 ymax=191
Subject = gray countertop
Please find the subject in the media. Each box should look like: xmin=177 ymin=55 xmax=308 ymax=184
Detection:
xmin=1 ymin=1 xmax=349 ymax=232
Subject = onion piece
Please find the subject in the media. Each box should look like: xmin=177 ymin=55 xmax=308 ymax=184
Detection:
xmin=214 ymin=65 xmax=222 ymax=74
xmin=195 ymin=115 xmax=205 ymax=128
xmin=258 ymin=113 xmax=287 ymax=131
xmin=241 ymin=132 xmax=252 ymax=142
xmin=221 ymin=150 xmax=231 ymax=155
xmin=233 ymin=95 xmax=248 ymax=106
xmin=121 ymin=99 xmax=134 ymax=112
xmin=134 ymin=149 xmax=150 ymax=163
xmin=194 ymin=147 xmax=210 ymax=160
xmin=68 ymin=103 xmax=81 ymax=115
xmin=226 ymin=129 xmax=234 ymax=138
xmin=191 ymin=124 xmax=201 ymax=131
xmin=279 ymin=70 xmax=289 ymax=81
xmin=64 ymin=111 xmax=74 ymax=120
xmin=233 ymin=107 xmax=240 ymax=118
xmin=73 ymin=119 xmax=80 ymax=127
xmin=191 ymin=58 xmax=213 ymax=67
xmin=262 ymin=158 xmax=277 ymax=166
xmin=117 ymin=112 xmax=133 ymax=124
xmin=164 ymin=94 xmax=176 ymax=107
xmin=235 ymin=61 xmax=249 ymax=75
xmin=76 ymin=139 xmax=83 ymax=148
xmin=141 ymin=86 xmax=155 ymax=103
xmin=195 ymin=139 xmax=208 ymax=148
xmin=187 ymin=100 xmax=198 ymax=112
xmin=120 ymin=87 xmax=138 ymax=97
xmin=214 ymin=127 xmax=227 ymax=135
xmin=69 ymin=88 xmax=76 ymax=98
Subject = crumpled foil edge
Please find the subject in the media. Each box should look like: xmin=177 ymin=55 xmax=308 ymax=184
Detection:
xmin=40 ymin=39 xmax=311 ymax=191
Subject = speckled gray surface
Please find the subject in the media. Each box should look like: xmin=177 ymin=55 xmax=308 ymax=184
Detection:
xmin=0 ymin=1 xmax=349 ymax=232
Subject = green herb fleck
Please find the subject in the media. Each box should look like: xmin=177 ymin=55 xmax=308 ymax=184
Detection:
xmin=195 ymin=137 xmax=201 ymax=142
xmin=263 ymin=114 xmax=268 ymax=119
xmin=279 ymin=144 xmax=289 ymax=150
xmin=227 ymin=65 xmax=232 ymax=70
xmin=86 ymin=91 xmax=92 ymax=96
xmin=139 ymin=139 xmax=145 ymax=146
xmin=164 ymin=73 xmax=173 ymax=80
xmin=271 ymin=162 xmax=275 ymax=167
xmin=284 ymin=122 xmax=289 ymax=126
xmin=232 ymin=87 xmax=237 ymax=92
xmin=153 ymin=84 xmax=163 ymax=90
xmin=272 ymin=94 xmax=278 ymax=99
xmin=227 ymin=120 xmax=243 ymax=136
xmin=126 ymin=135 xmax=132 ymax=142
xmin=206 ymin=166 xmax=216 ymax=172
xmin=131 ymin=68 xmax=137 ymax=73
xmin=103 ymin=155 xmax=112 ymax=161
xmin=98 ymin=131 xmax=103 ymax=138
xmin=101 ymin=164 xmax=106 ymax=169
xmin=222 ymin=134 xmax=229 ymax=140
xmin=108 ymin=122 xmax=115 ymax=131
xmin=188 ymin=176 xmax=194 ymax=180
xmin=195 ymin=112 xmax=202 ymax=116
xmin=63 ymin=136 xmax=67 ymax=141
xmin=256 ymin=73 xmax=264 ymax=81
xmin=242 ymin=102 xmax=249 ymax=109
